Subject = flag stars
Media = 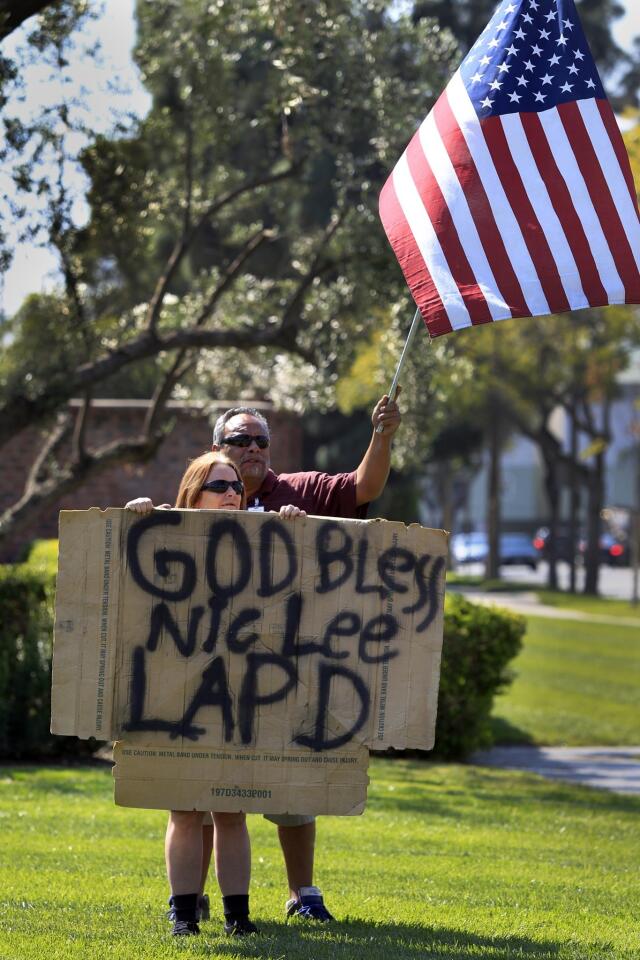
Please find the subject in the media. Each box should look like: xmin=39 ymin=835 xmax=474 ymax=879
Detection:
xmin=564 ymin=19 xmax=574 ymax=30
xmin=480 ymin=96 xmax=494 ymax=109
xmin=522 ymin=12 xmax=533 ymax=24
xmin=516 ymin=75 xmax=529 ymax=86
xmin=530 ymin=0 xmax=539 ymax=10
xmin=544 ymin=10 xmax=556 ymax=22
xmin=540 ymin=73 xmax=553 ymax=85
xmin=514 ymin=27 xmax=526 ymax=40
xmin=548 ymin=53 xmax=561 ymax=66
xmin=533 ymin=91 xmax=547 ymax=103
xmin=489 ymin=79 xmax=503 ymax=90
xmin=586 ymin=78 xmax=596 ymax=89
xmin=470 ymin=72 xmax=484 ymax=84
xmin=531 ymin=44 xmax=543 ymax=56
xmin=574 ymin=49 xmax=585 ymax=60
xmin=505 ymin=3 xmax=517 ymax=13
xmin=505 ymin=44 xmax=519 ymax=56
xmin=498 ymin=61 xmax=511 ymax=73
xmin=524 ymin=59 xmax=535 ymax=71
xmin=496 ymin=19 xmax=509 ymax=31
xmin=539 ymin=28 xmax=551 ymax=40
xmin=560 ymin=81 xmax=573 ymax=93
xmin=489 ymin=38 xmax=500 ymax=48
xmin=568 ymin=63 xmax=579 ymax=75
xmin=509 ymin=91 xmax=522 ymax=103
xmin=556 ymin=34 xmax=568 ymax=46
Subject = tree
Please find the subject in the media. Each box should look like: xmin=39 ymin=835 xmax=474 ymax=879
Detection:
xmin=339 ymin=301 xmax=639 ymax=595
xmin=0 ymin=0 xmax=59 ymax=40
xmin=0 ymin=0 xmax=457 ymax=547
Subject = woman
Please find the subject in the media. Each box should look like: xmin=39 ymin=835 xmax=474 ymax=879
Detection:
xmin=126 ymin=451 xmax=304 ymax=938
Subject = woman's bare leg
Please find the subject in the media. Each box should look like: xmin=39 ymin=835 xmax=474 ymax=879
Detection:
xmin=212 ymin=811 xmax=250 ymax=894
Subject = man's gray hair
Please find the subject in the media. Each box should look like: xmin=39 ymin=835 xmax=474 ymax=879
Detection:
xmin=212 ymin=407 xmax=271 ymax=446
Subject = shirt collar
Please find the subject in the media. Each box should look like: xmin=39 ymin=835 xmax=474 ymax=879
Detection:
xmin=254 ymin=469 xmax=278 ymax=500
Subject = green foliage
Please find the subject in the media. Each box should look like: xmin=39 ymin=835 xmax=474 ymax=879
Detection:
xmin=24 ymin=538 xmax=58 ymax=573
xmin=434 ymin=593 xmax=526 ymax=759
xmin=0 ymin=561 xmax=96 ymax=759
xmin=0 ymin=564 xmax=55 ymax=758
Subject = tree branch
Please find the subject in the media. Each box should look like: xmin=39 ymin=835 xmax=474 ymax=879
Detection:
xmin=145 ymin=164 xmax=297 ymax=335
xmin=0 ymin=432 xmax=167 ymax=549
xmin=143 ymin=352 xmax=187 ymax=438
xmin=71 ymin=389 xmax=91 ymax=464
xmin=278 ymin=214 xmax=345 ymax=341
xmin=0 ymin=315 xmax=308 ymax=452
xmin=23 ymin=410 xmax=73 ymax=496
xmin=193 ymin=227 xmax=274 ymax=327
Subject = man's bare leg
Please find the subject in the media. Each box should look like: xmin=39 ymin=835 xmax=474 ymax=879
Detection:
xmin=277 ymin=821 xmax=315 ymax=901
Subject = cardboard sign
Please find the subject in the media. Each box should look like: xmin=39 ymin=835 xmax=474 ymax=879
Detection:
xmin=51 ymin=508 xmax=447 ymax=815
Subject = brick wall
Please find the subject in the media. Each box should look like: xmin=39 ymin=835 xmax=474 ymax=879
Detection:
xmin=0 ymin=399 xmax=302 ymax=561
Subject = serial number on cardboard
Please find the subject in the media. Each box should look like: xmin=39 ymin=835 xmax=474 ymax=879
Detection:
xmin=212 ymin=787 xmax=272 ymax=799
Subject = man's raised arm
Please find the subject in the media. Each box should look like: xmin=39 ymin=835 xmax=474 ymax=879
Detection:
xmin=354 ymin=390 xmax=402 ymax=506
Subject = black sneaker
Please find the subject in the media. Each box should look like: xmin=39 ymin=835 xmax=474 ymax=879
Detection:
xmin=285 ymin=886 xmax=334 ymax=922
xmin=223 ymin=916 xmax=259 ymax=936
xmin=171 ymin=919 xmax=200 ymax=936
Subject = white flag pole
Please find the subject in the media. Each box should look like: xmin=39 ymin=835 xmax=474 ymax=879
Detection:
xmin=375 ymin=306 xmax=424 ymax=433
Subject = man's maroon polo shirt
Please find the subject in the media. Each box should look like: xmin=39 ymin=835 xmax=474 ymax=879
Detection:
xmin=247 ymin=469 xmax=368 ymax=520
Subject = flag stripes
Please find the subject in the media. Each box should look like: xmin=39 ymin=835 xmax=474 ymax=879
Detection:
xmin=522 ymin=110 xmax=607 ymax=307
xmin=481 ymin=113 xmax=569 ymax=314
xmin=432 ymin=96 xmax=529 ymax=321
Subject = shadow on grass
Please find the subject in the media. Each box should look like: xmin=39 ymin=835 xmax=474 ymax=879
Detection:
xmin=205 ymin=919 xmax=563 ymax=959
xmin=489 ymin=716 xmax=536 ymax=746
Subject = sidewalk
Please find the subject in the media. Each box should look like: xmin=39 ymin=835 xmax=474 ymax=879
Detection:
xmin=453 ymin=589 xmax=640 ymax=628
xmin=471 ymin=746 xmax=640 ymax=796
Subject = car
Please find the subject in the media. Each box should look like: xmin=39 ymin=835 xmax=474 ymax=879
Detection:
xmin=579 ymin=532 xmax=630 ymax=567
xmin=532 ymin=526 xmax=579 ymax=563
xmin=451 ymin=532 xmax=538 ymax=570
xmin=450 ymin=532 xmax=488 ymax=565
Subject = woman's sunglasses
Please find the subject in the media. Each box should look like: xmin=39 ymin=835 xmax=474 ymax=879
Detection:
xmin=221 ymin=433 xmax=270 ymax=449
xmin=201 ymin=479 xmax=244 ymax=494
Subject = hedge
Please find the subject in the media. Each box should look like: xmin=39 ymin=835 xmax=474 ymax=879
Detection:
xmin=0 ymin=562 xmax=98 ymax=759
xmin=433 ymin=592 xmax=526 ymax=760
xmin=0 ymin=564 xmax=57 ymax=758
xmin=0 ymin=554 xmax=524 ymax=761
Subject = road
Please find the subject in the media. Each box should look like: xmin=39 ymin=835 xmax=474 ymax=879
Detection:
xmin=456 ymin=559 xmax=639 ymax=602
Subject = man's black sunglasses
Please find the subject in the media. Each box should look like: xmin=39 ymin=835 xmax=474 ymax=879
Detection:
xmin=221 ymin=433 xmax=270 ymax=449
xmin=201 ymin=479 xmax=244 ymax=494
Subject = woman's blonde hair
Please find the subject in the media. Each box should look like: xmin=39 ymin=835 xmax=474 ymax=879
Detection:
xmin=175 ymin=452 xmax=246 ymax=510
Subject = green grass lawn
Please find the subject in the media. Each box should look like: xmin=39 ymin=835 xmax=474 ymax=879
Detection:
xmin=535 ymin=591 xmax=640 ymax=620
xmin=1 ymin=761 xmax=638 ymax=960
xmin=492 ymin=616 xmax=640 ymax=746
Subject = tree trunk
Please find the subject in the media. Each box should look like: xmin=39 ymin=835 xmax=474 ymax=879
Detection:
xmin=584 ymin=453 xmax=604 ymax=596
xmin=440 ymin=463 xmax=456 ymax=569
xmin=542 ymin=454 xmax=559 ymax=590
xmin=485 ymin=398 xmax=501 ymax=581
xmin=568 ymin=407 xmax=580 ymax=594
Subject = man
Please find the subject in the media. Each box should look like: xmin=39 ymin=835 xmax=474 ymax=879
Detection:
xmin=209 ymin=391 xmax=402 ymax=923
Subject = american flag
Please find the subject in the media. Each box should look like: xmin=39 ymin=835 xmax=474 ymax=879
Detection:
xmin=379 ymin=0 xmax=640 ymax=338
